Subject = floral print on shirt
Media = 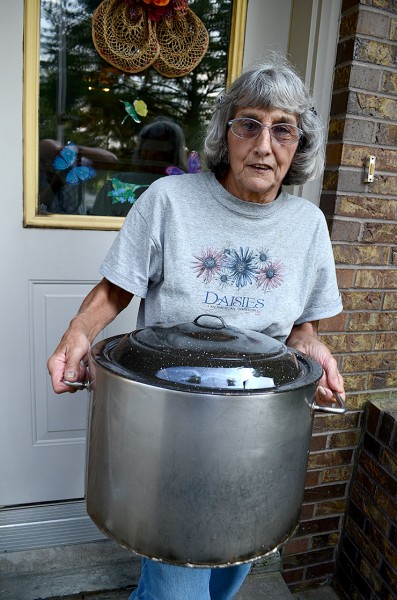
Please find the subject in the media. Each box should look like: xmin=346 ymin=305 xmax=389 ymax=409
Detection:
xmin=192 ymin=246 xmax=285 ymax=292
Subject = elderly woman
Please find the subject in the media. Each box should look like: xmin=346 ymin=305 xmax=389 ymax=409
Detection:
xmin=48 ymin=57 xmax=344 ymax=600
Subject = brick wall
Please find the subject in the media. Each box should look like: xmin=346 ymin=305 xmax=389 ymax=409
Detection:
xmin=281 ymin=0 xmax=397 ymax=593
xmin=335 ymin=400 xmax=397 ymax=598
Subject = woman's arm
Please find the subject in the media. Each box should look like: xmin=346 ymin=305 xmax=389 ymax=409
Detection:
xmin=47 ymin=277 xmax=133 ymax=393
xmin=286 ymin=321 xmax=345 ymax=400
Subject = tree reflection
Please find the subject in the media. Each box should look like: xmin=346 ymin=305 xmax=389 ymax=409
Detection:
xmin=39 ymin=0 xmax=233 ymax=171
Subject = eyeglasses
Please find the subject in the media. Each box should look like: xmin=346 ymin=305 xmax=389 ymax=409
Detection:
xmin=227 ymin=117 xmax=303 ymax=145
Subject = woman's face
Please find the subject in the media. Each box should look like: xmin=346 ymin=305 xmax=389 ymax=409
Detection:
xmin=222 ymin=107 xmax=300 ymax=204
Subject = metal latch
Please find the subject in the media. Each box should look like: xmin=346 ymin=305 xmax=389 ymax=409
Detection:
xmin=365 ymin=155 xmax=376 ymax=183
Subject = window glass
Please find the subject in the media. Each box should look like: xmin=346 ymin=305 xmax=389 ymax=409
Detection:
xmin=37 ymin=0 xmax=236 ymax=221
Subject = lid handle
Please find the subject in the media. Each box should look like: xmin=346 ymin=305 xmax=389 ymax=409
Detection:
xmin=193 ymin=314 xmax=227 ymax=330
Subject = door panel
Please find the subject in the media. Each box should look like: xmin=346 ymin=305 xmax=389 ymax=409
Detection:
xmin=32 ymin=282 xmax=92 ymax=442
xmin=2 ymin=276 xmax=139 ymax=505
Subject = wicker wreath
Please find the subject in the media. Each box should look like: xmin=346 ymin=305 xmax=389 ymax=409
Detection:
xmin=92 ymin=0 xmax=208 ymax=77
xmin=92 ymin=0 xmax=160 ymax=73
xmin=153 ymin=8 xmax=209 ymax=77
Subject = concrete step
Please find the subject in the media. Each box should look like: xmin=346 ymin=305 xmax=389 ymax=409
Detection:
xmin=236 ymin=571 xmax=293 ymax=599
xmin=0 ymin=539 xmax=339 ymax=600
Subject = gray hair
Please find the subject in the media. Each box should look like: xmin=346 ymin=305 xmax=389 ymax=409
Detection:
xmin=204 ymin=57 xmax=325 ymax=185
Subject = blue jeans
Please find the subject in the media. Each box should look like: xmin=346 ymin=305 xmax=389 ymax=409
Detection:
xmin=129 ymin=558 xmax=251 ymax=600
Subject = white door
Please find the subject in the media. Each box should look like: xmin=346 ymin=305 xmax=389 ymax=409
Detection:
xmin=0 ymin=1 xmax=140 ymax=509
xmin=0 ymin=0 xmax=340 ymax=540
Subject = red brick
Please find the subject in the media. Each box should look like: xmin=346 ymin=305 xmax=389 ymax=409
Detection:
xmin=342 ymin=352 xmax=397 ymax=373
xmin=362 ymin=223 xmax=397 ymax=244
xmin=320 ymin=465 xmax=353 ymax=483
xmin=320 ymin=331 xmax=374 ymax=352
xmin=380 ymin=560 xmax=397 ymax=593
xmin=374 ymin=333 xmax=397 ymax=350
xmin=322 ymin=169 xmax=340 ymax=191
xmin=335 ymin=268 xmax=355 ymax=288
xmin=282 ymin=548 xmax=334 ymax=569
xmin=358 ymin=449 xmax=397 ymax=495
xmin=296 ymin=516 xmax=341 ymax=536
xmin=281 ymin=568 xmax=305 ymax=584
xmin=306 ymin=561 xmax=335 ymax=580
xmin=329 ymin=430 xmax=360 ymax=448
xmin=311 ymin=532 xmax=340 ymax=549
xmin=300 ymin=504 xmax=315 ymax=521
xmin=310 ymin=435 xmax=328 ymax=451
xmin=348 ymin=312 xmax=397 ymax=331
xmin=341 ymin=292 xmax=382 ymax=310
xmin=305 ymin=470 xmax=320 ymax=487
xmin=330 ymin=219 xmax=361 ymax=242
xmin=342 ymin=374 xmax=368 ymax=392
xmin=308 ymin=449 xmax=353 ymax=469
xmin=304 ymin=483 xmax=347 ymax=503
xmin=373 ymin=486 xmax=397 ymax=522
xmin=356 ymin=10 xmax=390 ymax=39
xmin=313 ymin=412 xmax=360 ymax=433
xmin=354 ymin=466 xmax=375 ymax=496
xmin=333 ymin=66 xmax=352 ymax=91
xmin=355 ymin=269 xmax=397 ymax=289
xmin=344 ymin=516 xmax=382 ymax=567
xmin=366 ymin=401 xmax=383 ymax=434
xmin=283 ymin=538 xmax=310 ymax=555
xmin=326 ymin=143 xmax=343 ymax=165
xmin=335 ymin=40 xmax=355 ymax=68
xmin=350 ymin=485 xmax=390 ymax=534
xmin=365 ymin=522 xmax=397 ymax=570
xmin=315 ymin=499 xmax=347 ymax=516
xmin=339 ymin=11 xmax=359 ymax=38
xmin=335 ymin=195 xmax=397 ymax=220
xmin=368 ymin=371 xmax=397 ymax=389
xmin=359 ymin=556 xmax=383 ymax=594
xmin=345 ymin=393 xmax=370 ymax=411
xmin=383 ymin=292 xmax=397 ymax=309
xmin=334 ymin=243 xmax=389 ymax=265
xmin=319 ymin=313 xmax=348 ymax=332
xmin=380 ymin=447 xmax=397 ymax=477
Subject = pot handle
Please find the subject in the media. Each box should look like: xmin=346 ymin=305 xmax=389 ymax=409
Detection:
xmin=193 ymin=314 xmax=226 ymax=329
xmin=63 ymin=379 xmax=91 ymax=391
xmin=311 ymin=391 xmax=346 ymax=414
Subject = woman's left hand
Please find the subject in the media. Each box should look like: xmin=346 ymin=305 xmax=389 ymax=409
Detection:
xmin=286 ymin=321 xmax=345 ymax=402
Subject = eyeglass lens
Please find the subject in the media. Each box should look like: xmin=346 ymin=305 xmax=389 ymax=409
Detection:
xmin=229 ymin=118 xmax=301 ymax=144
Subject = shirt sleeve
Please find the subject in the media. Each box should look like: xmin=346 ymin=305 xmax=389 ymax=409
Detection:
xmin=99 ymin=190 xmax=164 ymax=298
xmin=294 ymin=215 xmax=342 ymax=325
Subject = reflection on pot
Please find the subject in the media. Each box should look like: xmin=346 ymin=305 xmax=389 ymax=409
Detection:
xmin=157 ymin=366 xmax=275 ymax=390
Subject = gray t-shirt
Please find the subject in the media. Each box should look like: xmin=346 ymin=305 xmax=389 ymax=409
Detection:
xmin=100 ymin=172 xmax=342 ymax=341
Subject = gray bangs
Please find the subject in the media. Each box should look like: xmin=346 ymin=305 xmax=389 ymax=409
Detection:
xmin=232 ymin=68 xmax=309 ymax=118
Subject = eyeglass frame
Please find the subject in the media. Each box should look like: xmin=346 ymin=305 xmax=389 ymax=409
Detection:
xmin=227 ymin=117 xmax=303 ymax=145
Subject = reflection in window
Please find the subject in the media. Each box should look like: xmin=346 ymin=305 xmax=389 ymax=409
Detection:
xmin=38 ymin=0 xmax=234 ymax=218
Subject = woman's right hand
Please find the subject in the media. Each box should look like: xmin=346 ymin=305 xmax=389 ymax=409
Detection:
xmin=47 ymin=328 xmax=90 ymax=393
xmin=47 ymin=278 xmax=133 ymax=394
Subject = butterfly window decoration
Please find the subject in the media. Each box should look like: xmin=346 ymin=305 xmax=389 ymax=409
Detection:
xmin=107 ymin=177 xmax=149 ymax=205
xmin=120 ymin=99 xmax=148 ymax=124
xmin=166 ymin=150 xmax=202 ymax=175
xmin=52 ymin=142 xmax=96 ymax=185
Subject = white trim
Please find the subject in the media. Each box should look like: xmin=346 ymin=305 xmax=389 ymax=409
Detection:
xmin=288 ymin=0 xmax=342 ymax=204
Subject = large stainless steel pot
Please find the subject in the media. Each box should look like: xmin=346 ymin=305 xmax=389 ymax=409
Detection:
xmin=78 ymin=314 xmax=345 ymax=567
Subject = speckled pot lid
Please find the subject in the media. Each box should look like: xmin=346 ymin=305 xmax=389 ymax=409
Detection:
xmin=93 ymin=314 xmax=323 ymax=393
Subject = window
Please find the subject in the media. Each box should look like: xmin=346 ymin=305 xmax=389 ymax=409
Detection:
xmin=24 ymin=0 xmax=247 ymax=229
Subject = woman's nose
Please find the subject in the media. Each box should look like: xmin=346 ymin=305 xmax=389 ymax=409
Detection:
xmin=253 ymin=127 xmax=273 ymax=152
